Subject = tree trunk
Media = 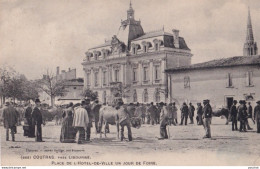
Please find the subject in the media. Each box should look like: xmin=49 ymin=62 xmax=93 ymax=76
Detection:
xmin=51 ymin=96 xmax=55 ymax=107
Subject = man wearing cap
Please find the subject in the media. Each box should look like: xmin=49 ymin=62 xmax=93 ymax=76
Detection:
xmin=254 ymin=100 xmax=260 ymax=133
xmin=180 ymin=102 xmax=189 ymax=125
xmin=32 ymin=99 xmax=44 ymax=142
xmin=2 ymin=102 xmax=18 ymax=141
xmin=73 ymin=100 xmax=89 ymax=144
xmin=196 ymin=103 xmax=203 ymax=125
xmin=188 ymin=103 xmax=195 ymax=124
xmin=230 ymin=100 xmax=238 ymax=131
xmin=116 ymin=101 xmax=132 ymax=141
xmin=202 ymin=99 xmax=212 ymax=138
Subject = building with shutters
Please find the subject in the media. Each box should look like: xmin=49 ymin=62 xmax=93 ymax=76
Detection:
xmin=81 ymin=2 xmax=192 ymax=103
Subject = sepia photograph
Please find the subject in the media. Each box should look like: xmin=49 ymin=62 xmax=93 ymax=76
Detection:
xmin=0 ymin=0 xmax=260 ymax=167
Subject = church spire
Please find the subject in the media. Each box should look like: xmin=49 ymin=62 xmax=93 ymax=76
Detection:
xmin=243 ymin=7 xmax=258 ymax=56
xmin=246 ymin=7 xmax=254 ymax=42
xmin=127 ymin=0 xmax=134 ymax=20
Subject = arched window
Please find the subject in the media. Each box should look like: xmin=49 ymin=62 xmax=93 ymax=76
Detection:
xmin=155 ymin=90 xmax=160 ymax=103
xmin=143 ymin=89 xmax=148 ymax=103
xmin=133 ymin=90 xmax=137 ymax=102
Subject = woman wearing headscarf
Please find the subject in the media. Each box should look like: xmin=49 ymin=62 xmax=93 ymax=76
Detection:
xmin=60 ymin=103 xmax=76 ymax=143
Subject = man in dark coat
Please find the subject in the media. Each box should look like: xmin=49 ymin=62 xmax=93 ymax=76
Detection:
xmin=147 ymin=102 xmax=158 ymax=125
xmin=238 ymin=100 xmax=247 ymax=132
xmin=230 ymin=100 xmax=238 ymax=131
xmin=196 ymin=103 xmax=203 ymax=125
xmin=202 ymin=99 xmax=212 ymax=138
xmin=188 ymin=103 xmax=195 ymax=124
xmin=32 ymin=99 xmax=44 ymax=142
xmin=91 ymin=100 xmax=102 ymax=133
xmin=247 ymin=102 xmax=255 ymax=124
xmin=254 ymin=100 xmax=260 ymax=133
xmin=2 ymin=102 xmax=18 ymax=141
xmin=180 ymin=102 xmax=189 ymax=125
xmin=85 ymin=98 xmax=93 ymax=141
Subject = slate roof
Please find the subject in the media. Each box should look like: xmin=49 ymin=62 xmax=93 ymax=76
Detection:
xmin=89 ymin=40 xmax=112 ymax=50
xmin=165 ymin=55 xmax=260 ymax=73
xmin=132 ymin=30 xmax=172 ymax=41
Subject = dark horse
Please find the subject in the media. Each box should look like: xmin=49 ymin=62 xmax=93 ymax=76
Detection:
xmin=212 ymin=107 xmax=229 ymax=125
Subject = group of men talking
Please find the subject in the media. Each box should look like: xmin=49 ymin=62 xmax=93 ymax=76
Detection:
xmin=230 ymin=100 xmax=260 ymax=133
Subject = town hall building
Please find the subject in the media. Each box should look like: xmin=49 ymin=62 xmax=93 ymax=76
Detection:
xmin=82 ymin=2 xmax=192 ymax=103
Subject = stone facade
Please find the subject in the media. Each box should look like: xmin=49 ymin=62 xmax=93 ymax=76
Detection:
xmin=81 ymin=2 xmax=192 ymax=103
xmin=166 ymin=56 xmax=260 ymax=109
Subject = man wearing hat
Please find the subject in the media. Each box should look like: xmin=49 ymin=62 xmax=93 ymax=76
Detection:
xmin=73 ymin=100 xmax=89 ymax=144
xmin=116 ymin=100 xmax=132 ymax=141
xmin=2 ymin=102 xmax=18 ymax=141
xmin=196 ymin=103 xmax=203 ymax=125
xmin=158 ymin=102 xmax=169 ymax=140
xmin=84 ymin=98 xmax=93 ymax=142
xmin=254 ymin=100 xmax=260 ymax=133
xmin=32 ymin=99 xmax=44 ymax=142
xmin=188 ymin=103 xmax=195 ymax=124
xmin=147 ymin=102 xmax=158 ymax=125
xmin=247 ymin=102 xmax=255 ymax=124
xmin=202 ymin=99 xmax=212 ymax=138
xmin=180 ymin=102 xmax=189 ymax=125
xmin=238 ymin=100 xmax=247 ymax=132
xmin=230 ymin=100 xmax=238 ymax=131
xmin=91 ymin=99 xmax=102 ymax=133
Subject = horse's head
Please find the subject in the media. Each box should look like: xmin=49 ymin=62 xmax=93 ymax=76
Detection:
xmin=130 ymin=117 xmax=141 ymax=129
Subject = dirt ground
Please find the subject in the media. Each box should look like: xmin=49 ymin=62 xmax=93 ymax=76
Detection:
xmin=1 ymin=117 xmax=260 ymax=166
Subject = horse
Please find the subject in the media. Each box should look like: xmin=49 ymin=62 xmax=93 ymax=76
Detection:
xmin=98 ymin=105 xmax=142 ymax=138
xmin=212 ymin=107 xmax=230 ymax=125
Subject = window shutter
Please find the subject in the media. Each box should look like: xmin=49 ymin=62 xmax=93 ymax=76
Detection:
xmin=250 ymin=71 xmax=253 ymax=85
xmin=245 ymin=72 xmax=249 ymax=86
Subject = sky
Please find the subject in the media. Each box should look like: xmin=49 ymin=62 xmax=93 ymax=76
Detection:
xmin=0 ymin=0 xmax=259 ymax=80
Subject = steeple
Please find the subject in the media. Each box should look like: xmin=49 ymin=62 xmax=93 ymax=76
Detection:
xmin=246 ymin=7 xmax=254 ymax=42
xmin=127 ymin=0 xmax=134 ymax=20
xmin=243 ymin=7 xmax=258 ymax=56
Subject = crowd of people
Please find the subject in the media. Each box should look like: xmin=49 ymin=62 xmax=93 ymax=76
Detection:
xmin=1 ymin=98 xmax=260 ymax=143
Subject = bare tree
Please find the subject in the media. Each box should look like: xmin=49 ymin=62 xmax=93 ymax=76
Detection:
xmin=36 ymin=70 xmax=66 ymax=107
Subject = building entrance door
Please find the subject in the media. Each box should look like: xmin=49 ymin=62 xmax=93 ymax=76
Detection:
xmin=226 ymin=97 xmax=233 ymax=110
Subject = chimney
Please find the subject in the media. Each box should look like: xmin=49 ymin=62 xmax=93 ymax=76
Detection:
xmin=68 ymin=68 xmax=71 ymax=71
xmin=172 ymin=29 xmax=180 ymax=48
xmin=56 ymin=66 xmax=60 ymax=75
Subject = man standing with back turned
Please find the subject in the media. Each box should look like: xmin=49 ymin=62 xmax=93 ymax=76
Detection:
xmin=2 ymin=102 xmax=18 ymax=142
